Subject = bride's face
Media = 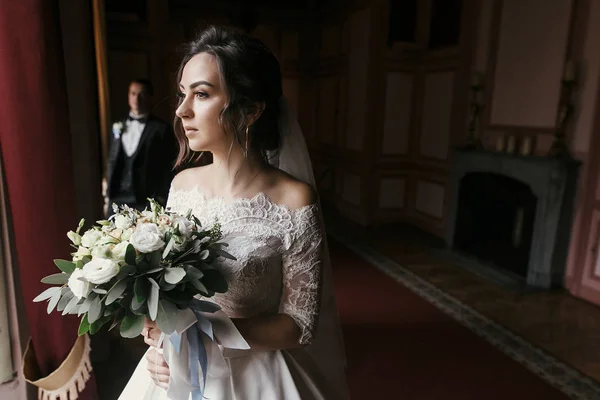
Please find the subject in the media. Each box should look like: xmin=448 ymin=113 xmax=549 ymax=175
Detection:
xmin=175 ymin=52 xmax=228 ymax=152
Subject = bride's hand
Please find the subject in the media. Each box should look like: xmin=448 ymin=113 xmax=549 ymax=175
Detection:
xmin=142 ymin=319 xmax=170 ymax=389
xmin=145 ymin=347 xmax=170 ymax=390
xmin=141 ymin=319 xmax=162 ymax=348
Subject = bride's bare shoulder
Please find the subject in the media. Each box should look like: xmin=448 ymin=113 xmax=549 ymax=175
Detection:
xmin=268 ymin=170 xmax=317 ymax=210
xmin=171 ymin=165 xmax=211 ymax=191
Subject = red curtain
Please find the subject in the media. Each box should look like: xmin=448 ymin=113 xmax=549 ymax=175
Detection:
xmin=0 ymin=1 xmax=98 ymax=398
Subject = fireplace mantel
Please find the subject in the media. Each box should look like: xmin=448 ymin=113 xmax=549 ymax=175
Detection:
xmin=446 ymin=149 xmax=581 ymax=288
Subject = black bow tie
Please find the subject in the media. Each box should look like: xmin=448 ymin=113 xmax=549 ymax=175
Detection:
xmin=127 ymin=115 xmax=148 ymax=123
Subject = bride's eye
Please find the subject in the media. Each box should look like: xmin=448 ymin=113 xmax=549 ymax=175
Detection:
xmin=194 ymin=91 xmax=208 ymax=99
xmin=176 ymin=92 xmax=185 ymax=99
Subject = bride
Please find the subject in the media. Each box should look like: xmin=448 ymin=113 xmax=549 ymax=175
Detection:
xmin=118 ymin=25 xmax=348 ymax=399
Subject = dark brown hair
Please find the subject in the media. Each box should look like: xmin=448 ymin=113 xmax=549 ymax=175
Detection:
xmin=173 ymin=25 xmax=283 ymax=170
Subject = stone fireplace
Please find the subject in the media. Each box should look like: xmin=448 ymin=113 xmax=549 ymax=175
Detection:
xmin=446 ymin=149 xmax=580 ymax=288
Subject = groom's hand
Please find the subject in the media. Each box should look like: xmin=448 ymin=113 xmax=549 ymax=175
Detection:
xmin=146 ymin=348 xmax=170 ymax=390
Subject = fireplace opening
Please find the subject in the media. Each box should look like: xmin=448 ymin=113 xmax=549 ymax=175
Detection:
xmin=453 ymin=172 xmax=537 ymax=278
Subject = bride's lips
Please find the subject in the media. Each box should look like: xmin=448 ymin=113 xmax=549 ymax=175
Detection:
xmin=183 ymin=126 xmax=198 ymax=136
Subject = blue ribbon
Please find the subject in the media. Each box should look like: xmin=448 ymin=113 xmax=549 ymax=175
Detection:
xmin=169 ymin=299 xmax=221 ymax=399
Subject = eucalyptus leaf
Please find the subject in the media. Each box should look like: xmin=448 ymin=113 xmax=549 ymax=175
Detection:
xmin=134 ymin=277 xmax=149 ymax=302
xmin=162 ymin=237 xmax=175 ymax=259
xmin=57 ymin=291 xmax=74 ymax=312
xmin=78 ymin=315 xmax=90 ymax=336
xmin=199 ymin=250 xmax=209 ymax=260
xmin=202 ymin=269 xmax=228 ymax=293
xmin=143 ymin=267 xmax=163 ymax=275
xmin=78 ymin=293 xmax=97 ymax=316
xmin=54 ymin=259 xmax=76 ymax=274
xmin=63 ymin=295 xmax=81 ymax=315
xmin=147 ymin=278 xmax=159 ymax=321
xmin=92 ymin=288 xmax=108 ymax=295
xmin=159 ymin=276 xmax=176 ymax=291
xmin=186 ymin=266 xmax=204 ymax=280
xmin=41 ymin=273 xmax=69 ymax=285
xmin=125 ymin=244 xmax=136 ymax=265
xmin=190 ymin=279 xmax=208 ymax=294
xmin=33 ymin=287 xmax=61 ymax=302
xmin=47 ymin=290 xmax=62 ymax=314
xmin=88 ymin=296 xmax=103 ymax=323
xmin=117 ymin=264 xmax=136 ymax=280
xmin=156 ymin=300 xmax=178 ymax=334
xmin=164 ymin=267 xmax=186 ymax=284
xmin=131 ymin=295 xmax=146 ymax=311
xmin=213 ymin=248 xmax=236 ymax=261
xmin=120 ymin=314 xmax=144 ymax=338
xmin=106 ymin=279 xmax=128 ymax=305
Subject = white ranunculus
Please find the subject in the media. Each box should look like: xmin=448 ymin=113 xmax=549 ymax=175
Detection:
xmin=175 ymin=217 xmax=195 ymax=238
xmin=91 ymin=244 xmax=111 ymax=258
xmin=121 ymin=228 xmax=134 ymax=241
xmin=82 ymin=257 xmax=120 ymax=284
xmin=114 ymin=214 xmax=132 ymax=230
xmin=81 ymin=229 xmax=103 ymax=248
xmin=67 ymin=231 xmax=82 ymax=246
xmin=112 ymin=241 xmax=129 ymax=261
xmin=130 ymin=223 xmax=165 ymax=253
xmin=157 ymin=214 xmax=172 ymax=226
xmin=68 ymin=268 xmax=91 ymax=299
xmin=73 ymin=246 xmax=91 ymax=262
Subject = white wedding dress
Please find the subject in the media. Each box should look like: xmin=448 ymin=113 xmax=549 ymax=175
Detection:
xmin=118 ymin=186 xmax=349 ymax=400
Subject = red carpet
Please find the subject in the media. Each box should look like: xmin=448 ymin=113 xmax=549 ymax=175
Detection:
xmin=328 ymin=239 xmax=569 ymax=400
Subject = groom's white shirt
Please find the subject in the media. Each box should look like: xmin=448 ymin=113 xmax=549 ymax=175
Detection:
xmin=122 ymin=112 xmax=148 ymax=156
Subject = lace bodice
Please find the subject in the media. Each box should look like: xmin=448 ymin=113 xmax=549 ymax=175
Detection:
xmin=167 ymin=186 xmax=323 ymax=344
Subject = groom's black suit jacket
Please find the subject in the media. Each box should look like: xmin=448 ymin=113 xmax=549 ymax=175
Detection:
xmin=106 ymin=114 xmax=177 ymax=208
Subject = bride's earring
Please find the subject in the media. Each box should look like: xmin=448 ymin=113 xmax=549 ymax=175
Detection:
xmin=245 ymin=126 xmax=249 ymax=158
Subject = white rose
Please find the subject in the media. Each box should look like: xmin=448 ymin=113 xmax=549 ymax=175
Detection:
xmin=175 ymin=217 xmax=195 ymax=238
xmin=130 ymin=223 xmax=165 ymax=253
xmin=67 ymin=231 xmax=82 ymax=246
xmin=81 ymin=229 xmax=103 ymax=248
xmin=68 ymin=268 xmax=91 ymax=299
xmin=72 ymin=246 xmax=91 ymax=262
xmin=112 ymin=241 xmax=130 ymax=261
xmin=114 ymin=214 xmax=132 ymax=230
xmin=82 ymin=257 xmax=120 ymax=284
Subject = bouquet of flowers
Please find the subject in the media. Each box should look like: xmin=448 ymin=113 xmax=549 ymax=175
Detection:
xmin=33 ymin=199 xmax=233 ymax=339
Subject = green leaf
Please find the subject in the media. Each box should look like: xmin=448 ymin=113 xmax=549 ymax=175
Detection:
xmin=78 ymin=315 xmax=90 ymax=336
xmin=63 ymin=295 xmax=81 ymax=315
xmin=147 ymin=278 xmax=159 ymax=321
xmin=47 ymin=289 xmax=62 ymax=314
xmin=149 ymin=250 xmax=162 ymax=267
xmin=106 ymin=279 xmax=128 ymax=305
xmin=87 ymin=296 xmax=103 ymax=323
xmin=120 ymin=314 xmax=144 ymax=338
xmin=156 ymin=300 xmax=178 ymax=334
xmin=92 ymin=288 xmax=108 ymax=295
xmin=125 ymin=244 xmax=136 ymax=265
xmin=164 ymin=267 xmax=186 ymax=284
xmin=41 ymin=273 xmax=69 ymax=285
xmin=33 ymin=287 xmax=61 ymax=302
xmin=199 ymin=250 xmax=209 ymax=260
xmin=143 ymin=267 xmax=163 ymax=275
xmin=57 ymin=291 xmax=74 ymax=312
xmin=117 ymin=264 xmax=136 ymax=280
xmin=89 ymin=316 xmax=110 ymax=335
xmin=134 ymin=277 xmax=149 ymax=303
xmin=54 ymin=259 xmax=76 ymax=274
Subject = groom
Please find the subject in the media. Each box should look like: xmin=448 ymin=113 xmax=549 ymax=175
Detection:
xmin=105 ymin=78 xmax=177 ymax=217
